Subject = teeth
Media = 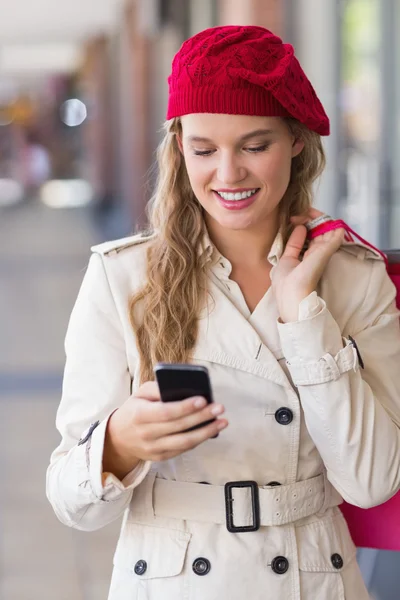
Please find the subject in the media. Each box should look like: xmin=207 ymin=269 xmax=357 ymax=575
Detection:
xmin=217 ymin=189 xmax=257 ymax=201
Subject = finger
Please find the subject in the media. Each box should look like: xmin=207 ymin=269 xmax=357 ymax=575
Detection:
xmin=309 ymin=227 xmax=345 ymax=249
xmin=282 ymin=225 xmax=307 ymax=260
xmin=330 ymin=227 xmax=346 ymax=249
xmin=138 ymin=395 xmax=209 ymax=424
xmin=150 ymin=403 xmax=225 ymax=438
xmin=158 ymin=417 xmax=229 ymax=455
xmin=303 ymin=229 xmax=345 ymax=274
xmin=133 ymin=381 xmax=160 ymax=402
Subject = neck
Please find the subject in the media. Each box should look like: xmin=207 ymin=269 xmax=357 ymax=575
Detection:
xmin=205 ymin=214 xmax=280 ymax=268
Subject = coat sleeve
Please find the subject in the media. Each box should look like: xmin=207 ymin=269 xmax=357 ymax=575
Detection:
xmin=277 ymin=258 xmax=400 ymax=509
xmin=46 ymin=252 xmax=151 ymax=531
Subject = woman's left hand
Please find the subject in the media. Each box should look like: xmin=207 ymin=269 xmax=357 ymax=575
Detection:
xmin=271 ymin=209 xmax=345 ymax=323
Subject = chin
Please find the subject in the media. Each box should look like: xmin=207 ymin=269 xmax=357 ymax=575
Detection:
xmin=214 ymin=214 xmax=256 ymax=231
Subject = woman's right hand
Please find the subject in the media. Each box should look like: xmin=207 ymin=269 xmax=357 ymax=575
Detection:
xmin=102 ymin=381 xmax=228 ymax=480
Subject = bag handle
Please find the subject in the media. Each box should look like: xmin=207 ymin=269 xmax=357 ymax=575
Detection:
xmin=307 ymin=219 xmax=389 ymax=270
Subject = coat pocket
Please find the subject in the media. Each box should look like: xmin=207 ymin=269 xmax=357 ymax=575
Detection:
xmin=109 ymin=522 xmax=191 ymax=600
xmin=296 ymin=509 xmax=368 ymax=600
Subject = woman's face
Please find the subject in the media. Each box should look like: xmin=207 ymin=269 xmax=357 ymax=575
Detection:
xmin=179 ymin=114 xmax=304 ymax=232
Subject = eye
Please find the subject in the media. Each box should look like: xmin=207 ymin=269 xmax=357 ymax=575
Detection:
xmin=193 ymin=149 xmax=215 ymax=156
xmin=245 ymin=144 xmax=270 ymax=153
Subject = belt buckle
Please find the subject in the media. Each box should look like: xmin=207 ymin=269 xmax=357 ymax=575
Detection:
xmin=224 ymin=480 xmax=260 ymax=533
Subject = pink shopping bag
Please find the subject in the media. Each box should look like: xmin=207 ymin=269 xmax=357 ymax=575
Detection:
xmin=308 ymin=220 xmax=400 ymax=550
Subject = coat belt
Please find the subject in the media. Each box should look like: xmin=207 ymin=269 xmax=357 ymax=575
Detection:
xmin=150 ymin=472 xmax=340 ymax=528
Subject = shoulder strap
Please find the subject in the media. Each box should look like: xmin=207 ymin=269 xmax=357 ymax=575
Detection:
xmin=91 ymin=231 xmax=156 ymax=256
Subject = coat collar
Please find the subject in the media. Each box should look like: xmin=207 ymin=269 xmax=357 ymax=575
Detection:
xmin=198 ymin=228 xmax=285 ymax=269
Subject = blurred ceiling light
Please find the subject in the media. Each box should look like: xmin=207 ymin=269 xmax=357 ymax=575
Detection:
xmin=40 ymin=179 xmax=93 ymax=208
xmin=60 ymin=99 xmax=87 ymax=127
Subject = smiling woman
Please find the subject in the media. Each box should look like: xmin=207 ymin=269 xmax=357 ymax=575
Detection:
xmin=180 ymin=114 xmax=304 ymax=232
xmin=130 ymin=109 xmax=325 ymax=375
xmin=47 ymin=24 xmax=400 ymax=600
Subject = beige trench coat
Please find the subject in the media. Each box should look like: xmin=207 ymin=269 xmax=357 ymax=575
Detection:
xmin=47 ymin=229 xmax=400 ymax=600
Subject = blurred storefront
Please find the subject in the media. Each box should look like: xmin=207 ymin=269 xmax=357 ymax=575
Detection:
xmin=2 ymin=0 xmax=400 ymax=249
xmin=98 ymin=0 xmax=400 ymax=249
xmin=338 ymin=0 xmax=400 ymax=250
xmin=286 ymin=0 xmax=400 ymax=249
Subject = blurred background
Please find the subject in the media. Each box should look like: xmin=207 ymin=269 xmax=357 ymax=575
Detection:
xmin=0 ymin=0 xmax=399 ymax=598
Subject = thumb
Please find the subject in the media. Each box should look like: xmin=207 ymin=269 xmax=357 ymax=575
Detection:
xmin=282 ymin=225 xmax=307 ymax=260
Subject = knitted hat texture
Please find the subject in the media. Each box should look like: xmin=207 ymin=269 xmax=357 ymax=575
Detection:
xmin=167 ymin=25 xmax=329 ymax=136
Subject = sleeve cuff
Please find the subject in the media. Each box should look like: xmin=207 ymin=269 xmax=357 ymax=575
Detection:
xmin=277 ymin=298 xmax=344 ymax=361
xmin=86 ymin=414 xmax=152 ymax=502
xmin=277 ymin=299 xmax=360 ymax=385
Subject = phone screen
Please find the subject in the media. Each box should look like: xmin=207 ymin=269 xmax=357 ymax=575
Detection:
xmin=154 ymin=363 xmax=213 ymax=404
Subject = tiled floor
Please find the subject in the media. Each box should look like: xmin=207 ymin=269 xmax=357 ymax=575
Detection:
xmin=0 ymin=200 xmax=120 ymax=599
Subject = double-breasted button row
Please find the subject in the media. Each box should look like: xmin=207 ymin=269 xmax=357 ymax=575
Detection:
xmin=134 ymin=553 xmax=343 ymax=577
xmin=270 ymin=553 xmax=343 ymax=574
xmin=134 ymin=557 xmax=212 ymax=577
xmin=275 ymin=407 xmax=293 ymax=425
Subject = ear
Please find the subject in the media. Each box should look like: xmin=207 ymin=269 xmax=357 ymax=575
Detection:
xmin=292 ymin=138 xmax=305 ymax=158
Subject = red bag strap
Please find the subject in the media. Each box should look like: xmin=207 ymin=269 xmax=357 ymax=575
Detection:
xmin=307 ymin=219 xmax=389 ymax=270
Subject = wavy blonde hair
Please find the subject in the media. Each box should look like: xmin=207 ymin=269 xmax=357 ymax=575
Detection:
xmin=130 ymin=117 xmax=326 ymax=383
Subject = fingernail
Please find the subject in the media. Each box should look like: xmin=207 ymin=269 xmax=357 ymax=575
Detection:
xmin=194 ymin=397 xmax=207 ymax=408
xmin=217 ymin=420 xmax=227 ymax=430
xmin=211 ymin=404 xmax=224 ymax=416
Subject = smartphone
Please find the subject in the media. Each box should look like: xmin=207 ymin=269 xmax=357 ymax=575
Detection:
xmin=154 ymin=363 xmax=215 ymax=431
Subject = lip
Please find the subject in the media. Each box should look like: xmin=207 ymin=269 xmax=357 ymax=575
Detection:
xmin=213 ymin=189 xmax=260 ymax=211
xmin=215 ymin=188 xmax=259 ymax=193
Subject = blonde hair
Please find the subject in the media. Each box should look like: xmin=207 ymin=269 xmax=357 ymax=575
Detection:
xmin=130 ymin=117 xmax=326 ymax=383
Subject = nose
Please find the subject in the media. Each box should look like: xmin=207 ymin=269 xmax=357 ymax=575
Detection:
xmin=217 ymin=151 xmax=247 ymax=184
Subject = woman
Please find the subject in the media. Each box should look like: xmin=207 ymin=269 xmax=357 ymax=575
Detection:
xmin=47 ymin=26 xmax=400 ymax=599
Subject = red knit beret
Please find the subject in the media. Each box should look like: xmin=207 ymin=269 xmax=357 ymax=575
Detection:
xmin=167 ymin=25 xmax=330 ymax=136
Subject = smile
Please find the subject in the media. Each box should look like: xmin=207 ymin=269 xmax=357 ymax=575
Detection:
xmin=215 ymin=189 xmax=259 ymax=201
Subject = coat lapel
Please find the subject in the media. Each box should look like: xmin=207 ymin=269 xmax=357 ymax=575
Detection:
xmin=192 ymin=276 xmax=293 ymax=390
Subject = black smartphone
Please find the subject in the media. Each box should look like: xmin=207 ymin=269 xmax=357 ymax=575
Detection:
xmin=154 ymin=363 xmax=215 ymax=431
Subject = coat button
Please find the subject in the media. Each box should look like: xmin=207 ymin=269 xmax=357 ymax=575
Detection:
xmin=271 ymin=556 xmax=289 ymax=575
xmin=77 ymin=420 xmax=100 ymax=446
xmin=349 ymin=335 xmax=365 ymax=369
xmin=331 ymin=553 xmax=344 ymax=569
xmin=134 ymin=560 xmax=147 ymax=576
xmin=192 ymin=557 xmax=211 ymax=576
xmin=275 ymin=407 xmax=293 ymax=425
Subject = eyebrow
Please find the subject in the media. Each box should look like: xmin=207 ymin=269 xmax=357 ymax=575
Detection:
xmin=186 ymin=128 xmax=275 ymax=144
